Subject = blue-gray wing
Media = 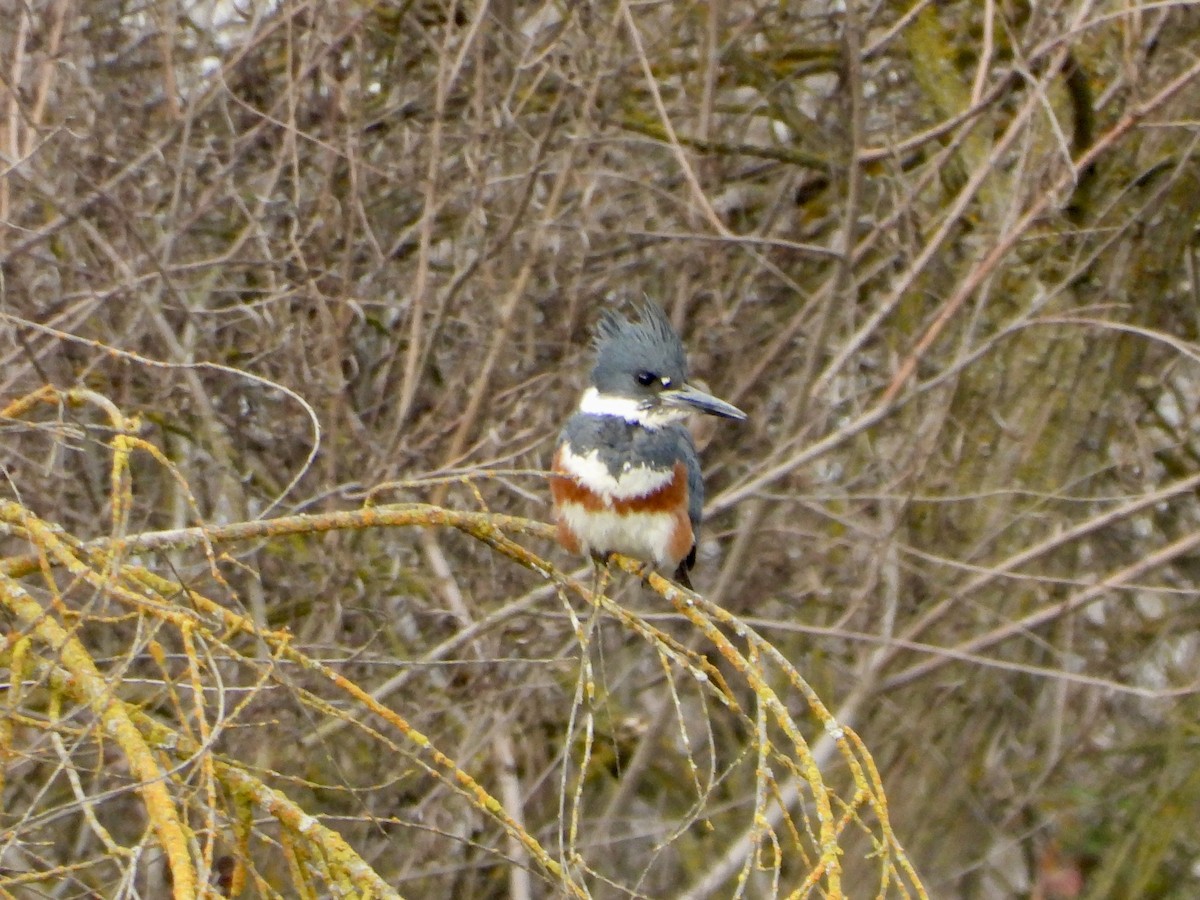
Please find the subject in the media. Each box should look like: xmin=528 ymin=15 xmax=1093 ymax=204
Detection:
xmin=667 ymin=423 xmax=702 ymax=579
xmin=666 ymin=423 xmax=703 ymax=536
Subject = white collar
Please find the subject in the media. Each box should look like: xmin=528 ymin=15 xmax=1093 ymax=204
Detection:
xmin=578 ymin=386 xmax=688 ymax=428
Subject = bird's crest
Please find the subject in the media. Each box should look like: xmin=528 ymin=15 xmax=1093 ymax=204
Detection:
xmin=592 ymin=299 xmax=687 ymax=379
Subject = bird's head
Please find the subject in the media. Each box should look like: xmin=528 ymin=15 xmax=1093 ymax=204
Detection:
xmin=581 ymin=300 xmax=747 ymax=427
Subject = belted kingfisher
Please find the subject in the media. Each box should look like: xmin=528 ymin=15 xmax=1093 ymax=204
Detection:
xmin=550 ymin=301 xmax=747 ymax=587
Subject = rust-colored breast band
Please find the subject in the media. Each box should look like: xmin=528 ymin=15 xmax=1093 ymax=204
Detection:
xmin=550 ymin=448 xmax=689 ymax=514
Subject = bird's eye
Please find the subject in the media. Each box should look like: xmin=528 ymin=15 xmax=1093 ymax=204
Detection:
xmin=635 ymin=371 xmax=657 ymax=387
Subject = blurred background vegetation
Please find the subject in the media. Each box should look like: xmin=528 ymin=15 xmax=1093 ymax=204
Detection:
xmin=3 ymin=0 xmax=1200 ymax=896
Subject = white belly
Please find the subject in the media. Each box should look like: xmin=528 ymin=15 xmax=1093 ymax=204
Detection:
xmin=556 ymin=503 xmax=678 ymax=567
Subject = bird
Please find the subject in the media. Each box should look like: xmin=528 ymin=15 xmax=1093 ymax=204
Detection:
xmin=549 ymin=301 xmax=747 ymax=588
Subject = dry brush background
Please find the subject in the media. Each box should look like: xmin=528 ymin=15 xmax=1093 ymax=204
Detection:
xmin=2 ymin=0 xmax=1200 ymax=897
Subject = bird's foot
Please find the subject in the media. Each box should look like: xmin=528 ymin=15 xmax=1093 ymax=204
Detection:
xmin=587 ymin=553 xmax=614 ymax=601
xmin=634 ymin=561 xmax=656 ymax=585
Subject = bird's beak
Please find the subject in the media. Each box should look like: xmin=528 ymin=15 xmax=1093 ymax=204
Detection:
xmin=662 ymin=383 xmax=747 ymax=421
